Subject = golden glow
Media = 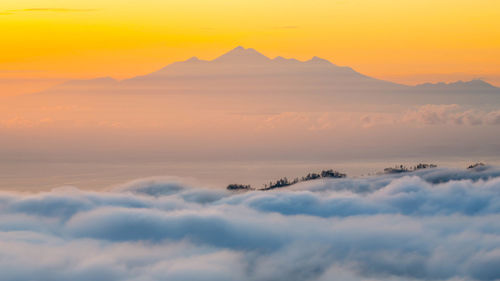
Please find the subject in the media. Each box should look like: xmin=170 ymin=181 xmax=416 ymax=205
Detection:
xmin=1 ymin=0 xmax=500 ymax=95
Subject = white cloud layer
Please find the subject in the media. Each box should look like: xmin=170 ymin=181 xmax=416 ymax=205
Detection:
xmin=1 ymin=166 xmax=500 ymax=280
xmin=402 ymin=104 xmax=500 ymax=126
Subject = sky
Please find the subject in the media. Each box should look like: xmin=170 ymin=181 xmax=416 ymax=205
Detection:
xmin=0 ymin=0 xmax=499 ymax=188
xmin=1 ymin=0 xmax=500 ymax=96
xmin=1 ymin=3 xmax=500 ymax=279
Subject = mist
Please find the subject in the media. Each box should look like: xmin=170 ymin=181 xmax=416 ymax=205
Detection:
xmin=1 ymin=166 xmax=500 ymax=281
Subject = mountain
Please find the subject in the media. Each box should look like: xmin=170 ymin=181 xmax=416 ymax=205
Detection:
xmin=4 ymin=47 xmax=499 ymax=164
xmin=111 ymin=46 xmax=411 ymax=106
xmin=415 ymin=79 xmax=498 ymax=93
xmin=213 ymin=46 xmax=270 ymax=63
xmin=38 ymin=46 xmax=499 ymax=107
xmin=126 ymin=46 xmax=397 ymax=86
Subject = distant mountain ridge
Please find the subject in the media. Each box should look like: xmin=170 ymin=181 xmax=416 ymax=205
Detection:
xmin=415 ymin=79 xmax=498 ymax=91
xmin=42 ymin=46 xmax=500 ymax=104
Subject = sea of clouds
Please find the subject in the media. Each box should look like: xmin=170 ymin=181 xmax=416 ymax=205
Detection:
xmin=1 ymin=166 xmax=500 ymax=281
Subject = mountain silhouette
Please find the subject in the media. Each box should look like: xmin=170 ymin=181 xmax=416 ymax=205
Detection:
xmin=415 ymin=79 xmax=498 ymax=92
xmin=38 ymin=46 xmax=499 ymax=106
xmin=213 ymin=46 xmax=270 ymax=63
xmin=121 ymin=46 xmax=404 ymax=94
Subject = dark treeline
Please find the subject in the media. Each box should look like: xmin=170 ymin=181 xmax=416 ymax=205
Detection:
xmin=262 ymin=169 xmax=347 ymax=190
xmin=467 ymin=162 xmax=486 ymax=169
xmin=227 ymin=169 xmax=347 ymax=191
xmin=226 ymin=184 xmax=253 ymax=191
xmin=383 ymin=163 xmax=437 ymax=174
xmin=227 ymin=163 xmax=486 ymax=191
xmin=261 ymin=177 xmax=297 ymax=190
xmin=383 ymin=163 xmax=488 ymax=174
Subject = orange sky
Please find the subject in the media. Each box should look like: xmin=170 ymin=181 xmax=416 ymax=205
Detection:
xmin=1 ymin=0 xmax=499 ymax=96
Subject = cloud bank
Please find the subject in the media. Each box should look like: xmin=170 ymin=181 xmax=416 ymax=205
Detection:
xmin=402 ymin=104 xmax=500 ymax=126
xmin=0 ymin=8 xmax=98 ymax=15
xmin=1 ymin=166 xmax=500 ymax=280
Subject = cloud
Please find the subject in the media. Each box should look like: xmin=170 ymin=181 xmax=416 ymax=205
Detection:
xmin=0 ymin=8 xmax=97 ymax=15
xmin=1 ymin=166 xmax=500 ymax=280
xmin=18 ymin=8 xmax=97 ymax=12
xmin=358 ymin=104 xmax=500 ymax=128
xmin=259 ymin=105 xmax=500 ymax=132
xmin=0 ymin=116 xmax=54 ymax=128
xmin=261 ymin=111 xmax=353 ymax=131
xmin=0 ymin=70 xmax=47 ymax=73
xmin=274 ymin=25 xmax=300 ymax=29
xmin=401 ymin=104 xmax=500 ymax=126
xmin=486 ymin=110 xmax=500 ymax=125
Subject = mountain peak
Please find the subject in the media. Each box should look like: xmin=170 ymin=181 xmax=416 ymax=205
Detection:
xmin=213 ymin=46 xmax=270 ymax=63
xmin=273 ymin=56 xmax=300 ymax=63
xmin=307 ymin=56 xmax=332 ymax=65
xmin=451 ymin=79 xmax=495 ymax=88
xmin=187 ymin=56 xmax=200 ymax=61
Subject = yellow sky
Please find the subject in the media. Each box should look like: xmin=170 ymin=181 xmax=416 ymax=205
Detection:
xmin=1 ymin=0 xmax=500 ymax=95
